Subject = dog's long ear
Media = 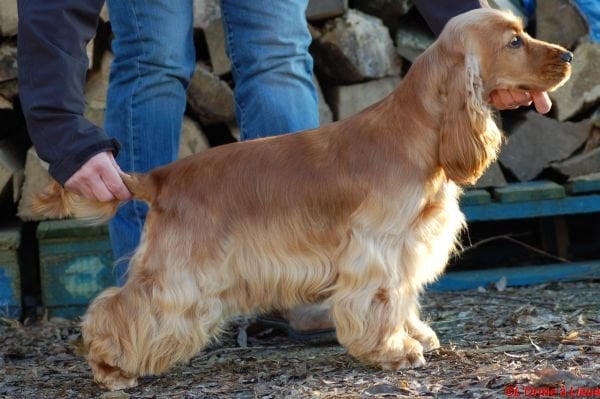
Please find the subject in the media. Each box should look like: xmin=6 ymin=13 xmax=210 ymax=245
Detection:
xmin=439 ymin=53 xmax=501 ymax=184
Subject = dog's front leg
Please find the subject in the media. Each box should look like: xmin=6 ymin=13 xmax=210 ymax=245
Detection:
xmin=405 ymin=310 xmax=440 ymax=352
xmin=330 ymin=229 xmax=427 ymax=370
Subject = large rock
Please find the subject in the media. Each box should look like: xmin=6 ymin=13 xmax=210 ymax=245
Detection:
xmin=0 ymin=0 xmax=18 ymax=37
xmin=550 ymin=42 xmax=600 ymax=121
xmin=179 ymin=116 xmax=210 ymax=159
xmin=315 ymin=78 xmax=334 ymax=126
xmin=583 ymin=107 xmax=600 ymax=152
xmin=0 ymin=140 xmax=23 ymax=199
xmin=351 ymin=0 xmax=412 ymax=31
xmin=536 ymin=0 xmax=588 ymax=49
xmin=499 ymin=112 xmax=591 ymax=181
xmin=0 ymin=42 xmax=17 ymax=83
xmin=100 ymin=4 xmax=109 ymax=22
xmin=0 ymin=80 xmax=18 ymax=102
xmin=187 ymin=64 xmax=235 ymax=125
xmin=311 ymin=10 xmax=401 ymax=83
xmin=325 ymin=76 xmax=400 ymax=120
xmin=489 ymin=0 xmax=528 ymax=23
xmin=193 ymin=0 xmax=221 ymax=30
xmin=17 ymin=148 xmax=52 ymax=221
xmin=471 ymin=162 xmax=507 ymax=188
xmin=84 ymin=52 xmax=113 ymax=128
xmin=395 ymin=19 xmax=435 ymax=63
xmin=86 ymin=40 xmax=94 ymax=70
xmin=307 ymin=0 xmax=348 ymax=21
xmin=351 ymin=0 xmax=413 ymax=17
xmin=552 ymin=146 xmax=600 ymax=178
xmin=0 ymin=95 xmax=11 ymax=110
xmin=204 ymin=18 xmax=230 ymax=76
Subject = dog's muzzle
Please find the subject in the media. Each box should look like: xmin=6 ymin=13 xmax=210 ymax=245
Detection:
xmin=560 ymin=51 xmax=573 ymax=63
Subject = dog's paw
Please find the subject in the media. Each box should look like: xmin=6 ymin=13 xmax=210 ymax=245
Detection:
xmin=380 ymin=352 xmax=426 ymax=370
xmin=407 ymin=320 xmax=440 ymax=352
xmin=374 ymin=335 xmax=426 ymax=370
xmin=99 ymin=376 xmax=139 ymax=392
xmin=419 ymin=333 xmax=440 ymax=352
xmin=90 ymin=360 xmax=139 ymax=391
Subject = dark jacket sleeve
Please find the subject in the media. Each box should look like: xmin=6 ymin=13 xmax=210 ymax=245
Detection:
xmin=17 ymin=0 xmax=118 ymax=185
xmin=412 ymin=0 xmax=488 ymax=36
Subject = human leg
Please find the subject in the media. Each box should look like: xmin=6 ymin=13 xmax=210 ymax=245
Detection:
xmin=221 ymin=0 xmax=330 ymax=333
xmin=220 ymin=0 xmax=319 ymax=139
xmin=220 ymin=0 xmax=331 ymax=333
xmin=104 ymin=0 xmax=196 ymax=285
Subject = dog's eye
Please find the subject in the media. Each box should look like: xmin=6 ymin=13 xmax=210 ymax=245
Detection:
xmin=508 ymin=35 xmax=523 ymax=48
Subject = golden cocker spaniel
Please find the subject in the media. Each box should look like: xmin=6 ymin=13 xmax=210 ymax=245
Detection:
xmin=33 ymin=8 xmax=572 ymax=390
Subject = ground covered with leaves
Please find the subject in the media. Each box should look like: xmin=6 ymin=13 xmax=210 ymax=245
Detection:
xmin=1 ymin=281 xmax=599 ymax=398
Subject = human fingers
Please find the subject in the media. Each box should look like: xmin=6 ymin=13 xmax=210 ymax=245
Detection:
xmin=101 ymin=154 xmax=132 ymax=201
xmin=64 ymin=152 xmax=125 ymax=202
xmin=88 ymin=174 xmax=119 ymax=202
xmin=489 ymin=89 xmax=532 ymax=110
xmin=65 ymin=172 xmax=115 ymax=202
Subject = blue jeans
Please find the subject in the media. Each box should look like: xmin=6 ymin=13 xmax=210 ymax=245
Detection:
xmin=105 ymin=0 xmax=319 ymax=285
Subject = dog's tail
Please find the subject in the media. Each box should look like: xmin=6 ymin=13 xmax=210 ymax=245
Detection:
xmin=31 ymin=173 xmax=154 ymax=223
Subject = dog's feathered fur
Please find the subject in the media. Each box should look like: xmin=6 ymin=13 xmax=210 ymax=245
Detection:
xmin=33 ymin=9 xmax=572 ymax=390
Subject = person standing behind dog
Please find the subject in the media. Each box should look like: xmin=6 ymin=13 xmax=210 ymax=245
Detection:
xmin=18 ymin=1 xmax=551 ymax=328
xmin=18 ymin=0 xmax=321 ymax=286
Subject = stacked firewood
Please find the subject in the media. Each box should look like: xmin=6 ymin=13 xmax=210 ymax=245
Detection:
xmin=0 ymin=0 xmax=598 ymax=223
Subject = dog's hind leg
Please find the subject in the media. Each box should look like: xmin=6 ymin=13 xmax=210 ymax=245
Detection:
xmin=83 ymin=257 xmax=227 ymax=390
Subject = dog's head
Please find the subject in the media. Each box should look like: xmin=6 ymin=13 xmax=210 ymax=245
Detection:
xmin=434 ymin=8 xmax=572 ymax=184
xmin=443 ymin=8 xmax=572 ymax=95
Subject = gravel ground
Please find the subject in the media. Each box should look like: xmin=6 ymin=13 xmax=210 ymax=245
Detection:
xmin=1 ymin=281 xmax=599 ymax=398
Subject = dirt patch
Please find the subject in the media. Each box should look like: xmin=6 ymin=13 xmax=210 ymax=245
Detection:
xmin=1 ymin=281 xmax=599 ymax=398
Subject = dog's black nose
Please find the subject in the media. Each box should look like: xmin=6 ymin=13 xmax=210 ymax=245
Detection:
xmin=560 ymin=51 xmax=573 ymax=63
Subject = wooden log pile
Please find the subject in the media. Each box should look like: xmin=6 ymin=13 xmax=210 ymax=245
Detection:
xmin=0 ymin=0 xmax=598 ymax=224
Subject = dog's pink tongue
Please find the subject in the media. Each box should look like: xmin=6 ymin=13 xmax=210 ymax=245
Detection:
xmin=531 ymin=91 xmax=552 ymax=114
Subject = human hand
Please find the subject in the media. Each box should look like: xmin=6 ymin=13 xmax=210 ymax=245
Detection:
xmin=489 ymin=89 xmax=552 ymax=114
xmin=64 ymin=151 xmax=132 ymax=202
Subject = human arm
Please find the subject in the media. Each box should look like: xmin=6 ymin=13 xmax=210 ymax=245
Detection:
xmin=17 ymin=0 xmax=130 ymax=200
